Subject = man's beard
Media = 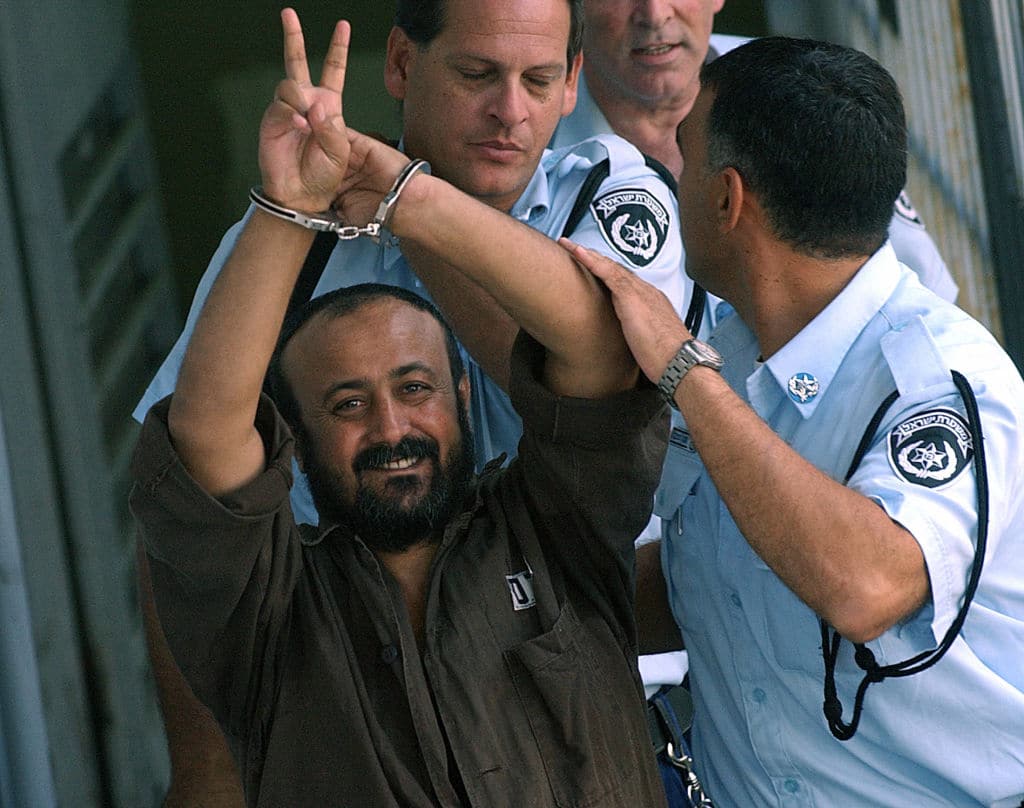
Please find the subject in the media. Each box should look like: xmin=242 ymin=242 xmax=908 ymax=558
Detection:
xmin=303 ymin=400 xmax=475 ymax=553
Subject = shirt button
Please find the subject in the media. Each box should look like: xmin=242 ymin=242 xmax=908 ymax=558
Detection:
xmin=380 ymin=644 xmax=399 ymax=664
xmin=752 ymin=688 xmax=767 ymax=704
xmin=784 ymin=779 xmax=800 ymax=794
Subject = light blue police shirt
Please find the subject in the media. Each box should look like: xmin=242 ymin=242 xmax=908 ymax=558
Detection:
xmin=655 ymin=243 xmax=1024 ymax=806
xmin=551 ymin=34 xmax=958 ymax=306
xmin=134 ymin=133 xmax=685 ymax=524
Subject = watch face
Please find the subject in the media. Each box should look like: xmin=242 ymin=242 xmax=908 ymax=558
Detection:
xmin=658 ymin=339 xmax=721 ymax=409
xmin=686 ymin=339 xmax=723 ymax=368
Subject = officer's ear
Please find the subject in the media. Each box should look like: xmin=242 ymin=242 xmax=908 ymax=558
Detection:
xmin=561 ymin=50 xmax=583 ymax=118
xmin=384 ymin=26 xmax=413 ymax=101
xmin=716 ymin=166 xmax=744 ymax=234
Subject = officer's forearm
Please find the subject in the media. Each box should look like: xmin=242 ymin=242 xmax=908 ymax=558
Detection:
xmin=674 ymin=366 xmax=930 ymax=643
xmin=391 ymin=174 xmax=636 ymax=398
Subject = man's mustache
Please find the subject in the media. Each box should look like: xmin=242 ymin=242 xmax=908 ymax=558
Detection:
xmin=353 ymin=436 xmax=440 ymax=473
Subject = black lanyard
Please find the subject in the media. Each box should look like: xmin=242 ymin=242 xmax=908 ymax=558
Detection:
xmin=820 ymin=370 xmax=989 ymax=740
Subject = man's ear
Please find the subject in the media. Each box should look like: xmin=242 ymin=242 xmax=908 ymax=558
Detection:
xmin=717 ymin=166 xmax=745 ymax=233
xmin=458 ymin=373 xmax=471 ymax=409
xmin=384 ymin=26 xmax=413 ymax=101
xmin=561 ymin=51 xmax=584 ymax=117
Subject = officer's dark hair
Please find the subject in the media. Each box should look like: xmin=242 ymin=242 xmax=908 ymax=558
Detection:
xmin=267 ymin=283 xmax=466 ymax=438
xmin=700 ymin=37 xmax=906 ymax=259
xmin=394 ymin=0 xmax=585 ymax=68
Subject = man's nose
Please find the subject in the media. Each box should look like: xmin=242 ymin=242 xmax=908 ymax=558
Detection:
xmin=369 ymin=397 xmax=410 ymax=446
xmin=489 ymin=79 xmax=529 ymax=128
xmin=632 ymin=0 xmax=674 ymax=27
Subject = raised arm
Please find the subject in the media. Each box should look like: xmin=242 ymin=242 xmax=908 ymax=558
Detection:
xmin=393 ymin=178 xmax=637 ymax=398
xmin=333 ymin=137 xmax=638 ymax=399
xmin=566 ymin=241 xmax=930 ymax=644
xmin=167 ymin=9 xmax=352 ymax=495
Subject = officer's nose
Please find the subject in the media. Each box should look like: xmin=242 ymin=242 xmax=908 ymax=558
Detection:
xmin=490 ymin=79 xmax=529 ymax=128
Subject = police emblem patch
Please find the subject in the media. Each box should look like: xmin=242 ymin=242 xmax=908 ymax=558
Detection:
xmin=787 ymin=372 xmax=819 ymax=403
xmin=590 ymin=188 xmax=670 ymax=268
xmin=887 ymin=408 xmax=973 ymax=488
xmin=894 ymin=190 xmax=924 ymax=228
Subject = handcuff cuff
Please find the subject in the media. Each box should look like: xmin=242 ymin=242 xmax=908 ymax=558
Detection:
xmin=248 ymin=158 xmax=430 ymax=244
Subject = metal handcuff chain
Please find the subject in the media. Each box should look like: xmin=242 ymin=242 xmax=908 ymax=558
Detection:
xmin=821 ymin=370 xmax=988 ymax=741
xmin=666 ymin=740 xmax=715 ymax=807
xmin=249 ymin=159 xmax=431 ymax=244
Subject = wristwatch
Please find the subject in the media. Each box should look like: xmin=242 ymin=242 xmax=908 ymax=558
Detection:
xmin=657 ymin=338 xmax=723 ymax=409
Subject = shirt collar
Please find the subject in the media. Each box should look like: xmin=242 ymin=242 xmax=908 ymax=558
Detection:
xmin=396 ymin=134 xmax=550 ymax=226
xmin=757 ymin=241 xmax=902 ymax=419
xmin=509 ymin=157 xmax=552 ymax=223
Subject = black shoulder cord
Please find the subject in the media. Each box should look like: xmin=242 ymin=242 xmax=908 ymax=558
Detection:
xmin=562 ymin=155 xmax=706 ymax=336
xmin=821 ymin=370 xmax=989 ymax=740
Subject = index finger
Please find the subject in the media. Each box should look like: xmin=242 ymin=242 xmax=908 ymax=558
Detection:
xmin=319 ymin=19 xmax=351 ymax=95
xmin=281 ymin=8 xmax=312 ymax=86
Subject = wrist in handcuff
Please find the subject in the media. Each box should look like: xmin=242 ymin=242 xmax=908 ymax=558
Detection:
xmin=248 ymin=159 xmax=431 ymax=244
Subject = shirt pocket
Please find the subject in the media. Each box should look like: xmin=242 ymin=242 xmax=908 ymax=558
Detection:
xmin=719 ymin=539 xmax=824 ymax=675
xmin=504 ymin=600 xmax=640 ymax=807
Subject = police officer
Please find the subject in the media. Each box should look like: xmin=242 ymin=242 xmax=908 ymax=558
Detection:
xmin=563 ymin=37 xmax=1024 ymax=807
xmin=549 ymin=1 xmax=957 ymax=303
xmin=550 ymin=11 xmax=959 ymax=803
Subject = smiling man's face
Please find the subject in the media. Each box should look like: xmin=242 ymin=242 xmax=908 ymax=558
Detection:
xmin=283 ymin=298 xmax=474 ymax=551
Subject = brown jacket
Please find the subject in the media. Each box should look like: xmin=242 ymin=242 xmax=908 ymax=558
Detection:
xmin=132 ymin=334 xmax=669 ymax=808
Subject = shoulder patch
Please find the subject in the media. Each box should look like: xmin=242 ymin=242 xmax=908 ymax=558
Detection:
xmin=894 ymin=190 xmax=924 ymax=229
xmin=590 ymin=188 xmax=670 ymax=268
xmin=887 ymin=408 xmax=973 ymax=488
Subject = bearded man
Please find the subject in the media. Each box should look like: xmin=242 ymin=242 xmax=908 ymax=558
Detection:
xmin=131 ymin=10 xmax=671 ymax=807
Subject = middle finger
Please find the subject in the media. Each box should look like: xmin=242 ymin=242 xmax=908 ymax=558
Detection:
xmin=319 ymin=20 xmax=351 ymax=96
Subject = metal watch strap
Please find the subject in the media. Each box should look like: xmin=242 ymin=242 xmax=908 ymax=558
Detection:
xmin=248 ymin=158 xmax=431 ymax=243
xmin=657 ymin=338 xmax=723 ymax=409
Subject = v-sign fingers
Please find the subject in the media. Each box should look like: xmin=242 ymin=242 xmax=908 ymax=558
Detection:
xmin=281 ymin=7 xmax=312 ymax=87
xmin=319 ymin=20 xmax=351 ymax=96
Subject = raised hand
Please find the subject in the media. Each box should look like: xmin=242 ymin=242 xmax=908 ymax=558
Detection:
xmin=559 ymin=238 xmax=691 ymax=384
xmin=258 ymin=8 xmax=352 ymax=212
